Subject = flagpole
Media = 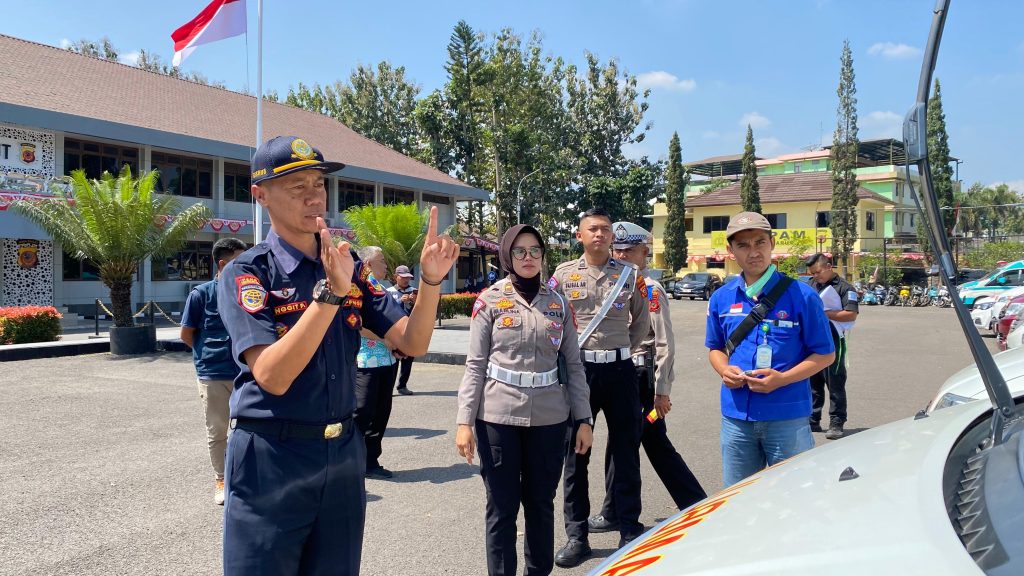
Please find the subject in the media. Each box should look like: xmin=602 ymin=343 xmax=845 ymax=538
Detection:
xmin=254 ymin=0 xmax=264 ymax=244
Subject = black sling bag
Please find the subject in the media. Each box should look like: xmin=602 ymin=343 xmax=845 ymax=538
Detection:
xmin=724 ymin=275 xmax=795 ymax=357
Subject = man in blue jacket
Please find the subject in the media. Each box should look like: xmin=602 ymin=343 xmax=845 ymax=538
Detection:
xmin=705 ymin=212 xmax=835 ymax=487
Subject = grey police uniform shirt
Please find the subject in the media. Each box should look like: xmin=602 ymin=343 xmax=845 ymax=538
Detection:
xmin=551 ymin=256 xmax=651 ymax=352
xmin=639 ymin=273 xmax=675 ymax=397
xmin=457 ymin=279 xmax=591 ymax=427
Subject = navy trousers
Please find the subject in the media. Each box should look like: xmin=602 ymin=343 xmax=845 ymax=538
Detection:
xmin=223 ymin=422 xmax=366 ymax=575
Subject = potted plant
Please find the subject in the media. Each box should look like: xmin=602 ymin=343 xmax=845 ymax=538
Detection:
xmin=14 ymin=166 xmax=209 ymax=354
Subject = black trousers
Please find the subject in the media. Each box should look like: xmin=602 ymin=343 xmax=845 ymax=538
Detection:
xmin=601 ymin=366 xmax=707 ymax=516
xmin=397 ymin=356 xmax=415 ymax=389
xmin=563 ymin=358 xmax=643 ymax=541
xmin=811 ymin=324 xmax=848 ymax=425
xmin=476 ymin=419 xmax=568 ymax=576
xmin=354 ymin=363 xmax=399 ymax=470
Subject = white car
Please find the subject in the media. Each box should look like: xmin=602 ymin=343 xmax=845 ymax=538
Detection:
xmin=590 ymin=391 xmax=1023 ymax=576
xmin=926 ymin=346 xmax=1024 ymax=412
xmin=1005 ymin=321 xmax=1024 ymax=351
xmin=970 ymin=296 xmax=997 ymax=333
xmin=980 ymin=286 xmax=1024 ymax=334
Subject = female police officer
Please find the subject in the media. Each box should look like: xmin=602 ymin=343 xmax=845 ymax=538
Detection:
xmin=456 ymin=224 xmax=594 ymax=576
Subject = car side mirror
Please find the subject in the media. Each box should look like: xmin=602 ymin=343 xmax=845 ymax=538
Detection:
xmin=998 ymin=277 xmax=1007 ymax=284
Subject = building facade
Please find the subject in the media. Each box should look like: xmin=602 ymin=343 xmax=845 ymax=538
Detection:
xmin=0 ymin=34 xmax=489 ymax=315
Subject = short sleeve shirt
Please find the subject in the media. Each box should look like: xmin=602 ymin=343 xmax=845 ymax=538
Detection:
xmin=705 ymin=271 xmax=835 ymax=421
xmin=218 ymin=230 xmax=408 ymax=423
xmin=810 ymin=274 xmax=859 ymax=335
xmin=181 ymin=279 xmax=238 ymax=380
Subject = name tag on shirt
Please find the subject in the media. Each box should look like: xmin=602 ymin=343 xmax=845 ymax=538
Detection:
xmin=755 ymin=344 xmax=773 ymax=369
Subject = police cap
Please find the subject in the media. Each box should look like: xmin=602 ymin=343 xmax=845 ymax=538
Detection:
xmin=251 ymin=136 xmax=346 ymax=184
xmin=611 ymin=221 xmax=652 ymax=249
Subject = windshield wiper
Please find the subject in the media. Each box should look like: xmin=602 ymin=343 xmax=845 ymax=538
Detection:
xmin=903 ymin=0 xmax=1018 ymax=445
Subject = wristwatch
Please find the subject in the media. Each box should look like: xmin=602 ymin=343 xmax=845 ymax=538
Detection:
xmin=576 ymin=417 xmax=594 ymax=428
xmin=313 ymin=279 xmax=345 ymax=306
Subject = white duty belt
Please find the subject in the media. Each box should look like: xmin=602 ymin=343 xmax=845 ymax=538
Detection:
xmin=581 ymin=347 xmax=631 ymax=364
xmin=487 ymin=364 xmax=559 ymax=388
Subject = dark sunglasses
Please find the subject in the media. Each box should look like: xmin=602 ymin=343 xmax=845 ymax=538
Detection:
xmin=511 ymin=246 xmax=543 ymax=260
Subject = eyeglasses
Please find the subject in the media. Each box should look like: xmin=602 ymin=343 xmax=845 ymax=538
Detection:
xmin=511 ymin=246 xmax=543 ymax=260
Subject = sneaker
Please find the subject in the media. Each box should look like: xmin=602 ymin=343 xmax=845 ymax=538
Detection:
xmin=554 ymin=539 xmax=592 ymax=568
xmin=618 ymin=533 xmax=643 ymax=549
xmin=397 ymin=387 xmax=413 ymax=396
xmin=587 ymin=514 xmax=620 ymax=533
xmin=215 ymin=479 xmax=225 ymax=506
xmin=809 ymin=419 xmax=823 ymax=433
xmin=825 ymin=422 xmax=845 ymax=440
xmin=366 ymin=466 xmax=394 ymax=479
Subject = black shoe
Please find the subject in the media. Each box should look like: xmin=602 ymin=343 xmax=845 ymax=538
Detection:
xmin=587 ymin=514 xmax=619 ymax=533
xmin=396 ymin=387 xmax=413 ymax=396
xmin=825 ymin=422 xmax=844 ymax=440
xmin=554 ymin=539 xmax=592 ymax=568
xmin=366 ymin=466 xmax=393 ymax=479
xmin=809 ymin=419 xmax=823 ymax=433
xmin=618 ymin=533 xmax=644 ymax=548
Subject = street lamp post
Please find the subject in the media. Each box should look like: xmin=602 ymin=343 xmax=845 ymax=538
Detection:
xmin=516 ymin=168 xmax=542 ymax=225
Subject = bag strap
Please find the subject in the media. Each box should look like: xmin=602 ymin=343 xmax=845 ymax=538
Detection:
xmin=578 ymin=263 xmax=634 ymax=348
xmin=725 ymin=275 xmax=794 ymax=356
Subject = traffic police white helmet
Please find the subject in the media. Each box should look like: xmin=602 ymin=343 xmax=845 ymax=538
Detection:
xmin=611 ymin=221 xmax=652 ymax=250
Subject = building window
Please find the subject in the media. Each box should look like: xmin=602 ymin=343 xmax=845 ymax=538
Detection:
xmin=764 ymin=213 xmax=787 ymax=229
xmin=152 ymin=241 xmax=213 ymax=281
xmin=896 ymin=182 xmax=903 ymax=200
xmin=703 ymin=215 xmax=730 ymax=234
xmin=757 ymin=167 xmax=765 ymax=174
xmin=383 ymin=186 xmax=415 ymax=205
xmin=866 ymin=211 xmax=875 ymax=232
xmin=910 ymin=214 xmax=915 ymax=227
xmin=706 ymin=261 xmax=725 ymax=270
xmin=224 ymin=162 xmax=251 ymax=203
xmin=811 ymin=159 xmax=821 ymax=166
xmin=62 ymin=251 xmax=101 ymax=281
xmin=63 ymin=138 xmax=138 ymax=180
xmin=684 ymin=218 xmax=693 ymax=232
xmin=422 ymin=193 xmax=451 ymax=205
xmin=339 ymin=180 xmax=375 ymax=210
xmin=793 ymin=164 xmax=802 ymax=173
xmin=816 ymin=211 xmax=831 ymax=228
xmin=151 ymin=152 xmax=213 ymax=197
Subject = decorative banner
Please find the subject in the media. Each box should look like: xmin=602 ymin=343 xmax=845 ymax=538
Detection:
xmin=0 ymin=191 xmax=56 ymax=211
xmin=17 ymin=239 xmax=40 ymax=269
xmin=462 ymin=235 xmax=499 ymax=252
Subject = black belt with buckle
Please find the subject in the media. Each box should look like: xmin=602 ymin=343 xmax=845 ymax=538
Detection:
xmin=231 ymin=416 xmax=352 ymax=440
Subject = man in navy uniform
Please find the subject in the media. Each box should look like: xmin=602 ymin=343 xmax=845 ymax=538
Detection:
xmin=218 ymin=136 xmax=459 ymax=575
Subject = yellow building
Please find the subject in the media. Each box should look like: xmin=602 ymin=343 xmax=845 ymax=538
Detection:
xmin=651 ymin=171 xmax=893 ymax=277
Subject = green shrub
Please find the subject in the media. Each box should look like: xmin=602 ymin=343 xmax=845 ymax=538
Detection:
xmin=0 ymin=306 xmax=63 ymax=344
xmin=438 ymin=293 xmax=479 ymax=320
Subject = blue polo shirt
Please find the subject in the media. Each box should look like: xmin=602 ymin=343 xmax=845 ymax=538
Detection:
xmin=217 ymin=230 xmax=407 ymax=424
xmin=181 ymin=279 xmax=239 ymax=380
xmin=705 ymin=270 xmax=834 ymax=421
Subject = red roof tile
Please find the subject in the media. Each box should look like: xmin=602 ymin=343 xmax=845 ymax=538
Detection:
xmin=0 ymin=34 xmax=472 ymax=192
xmin=685 ymin=171 xmax=893 ymax=207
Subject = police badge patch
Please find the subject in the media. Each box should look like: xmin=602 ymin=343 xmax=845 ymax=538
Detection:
xmin=236 ymin=274 xmax=268 ymax=313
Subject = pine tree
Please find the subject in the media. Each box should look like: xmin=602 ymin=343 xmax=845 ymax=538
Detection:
xmin=740 ymin=125 xmax=761 ymax=213
xmin=927 ymin=78 xmax=955 ymax=233
xmin=830 ymin=39 xmax=859 ymax=274
xmin=663 ymin=133 xmax=690 ymax=273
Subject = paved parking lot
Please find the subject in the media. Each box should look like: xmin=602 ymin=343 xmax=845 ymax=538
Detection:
xmin=0 ymin=300 xmax=991 ymax=575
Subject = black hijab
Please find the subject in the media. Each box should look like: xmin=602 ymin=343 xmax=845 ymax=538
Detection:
xmin=498 ymin=224 xmax=546 ymax=302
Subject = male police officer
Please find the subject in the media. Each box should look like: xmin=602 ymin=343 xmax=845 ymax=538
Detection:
xmin=589 ymin=222 xmax=707 ymax=534
xmin=805 ymin=252 xmax=859 ymax=439
xmin=553 ymin=208 xmax=651 ymax=567
xmin=706 ymin=212 xmax=834 ymax=487
xmin=217 ymin=136 xmax=459 ymax=575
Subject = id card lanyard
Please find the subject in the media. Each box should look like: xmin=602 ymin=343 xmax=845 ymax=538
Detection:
xmin=755 ymin=322 xmax=772 ymax=369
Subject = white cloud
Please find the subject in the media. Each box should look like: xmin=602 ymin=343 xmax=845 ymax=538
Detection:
xmin=701 ymin=130 xmax=720 ymax=139
xmin=754 ymin=136 xmax=786 ymax=156
xmin=861 ymin=110 xmax=903 ymax=139
xmin=991 ymin=179 xmax=1024 ymax=193
xmin=636 ymin=71 xmax=697 ymax=92
xmin=739 ymin=112 xmax=771 ymax=130
xmin=622 ymin=141 xmax=657 ymax=161
xmin=59 ymin=38 xmax=72 ymax=49
xmin=119 ymin=51 xmax=141 ymax=66
xmin=867 ymin=42 xmax=922 ymax=60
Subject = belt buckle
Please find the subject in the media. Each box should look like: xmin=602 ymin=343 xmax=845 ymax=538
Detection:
xmin=597 ymin=350 xmax=609 ymax=363
xmin=521 ymin=373 xmax=535 ymax=387
xmin=324 ymin=422 xmax=343 ymax=439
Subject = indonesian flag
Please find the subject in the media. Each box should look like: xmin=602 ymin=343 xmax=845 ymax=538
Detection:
xmin=171 ymin=0 xmax=247 ymax=66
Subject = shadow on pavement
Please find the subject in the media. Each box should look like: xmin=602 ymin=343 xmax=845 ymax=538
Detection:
xmin=397 ymin=390 xmax=457 ymax=397
xmin=388 ymin=463 xmax=478 ymax=484
xmin=385 ymin=427 xmax=447 ymax=440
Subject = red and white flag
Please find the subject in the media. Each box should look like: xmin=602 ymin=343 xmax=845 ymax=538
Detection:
xmin=171 ymin=0 xmax=247 ymax=66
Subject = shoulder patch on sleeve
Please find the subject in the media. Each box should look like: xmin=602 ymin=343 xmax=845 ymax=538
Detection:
xmin=636 ymin=274 xmax=647 ymax=296
xmin=236 ymin=274 xmax=268 ymax=314
xmin=649 ymin=288 xmax=661 ymax=313
xmin=547 ymin=276 xmax=558 ymax=290
xmin=472 ymin=297 xmax=487 ymax=318
xmin=848 ymin=291 xmax=859 ymax=302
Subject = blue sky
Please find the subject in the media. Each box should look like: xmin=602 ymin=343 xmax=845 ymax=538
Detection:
xmin=4 ymin=0 xmax=1023 ymax=190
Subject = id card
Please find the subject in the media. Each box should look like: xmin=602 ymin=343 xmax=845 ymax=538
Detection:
xmin=755 ymin=344 xmax=773 ymax=369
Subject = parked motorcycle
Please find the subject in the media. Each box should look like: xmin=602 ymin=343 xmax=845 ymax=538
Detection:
xmin=913 ymin=285 xmax=931 ymax=307
xmin=935 ymin=285 xmax=952 ymax=308
xmin=899 ymin=285 xmax=912 ymax=307
xmin=884 ymin=285 xmax=899 ymax=306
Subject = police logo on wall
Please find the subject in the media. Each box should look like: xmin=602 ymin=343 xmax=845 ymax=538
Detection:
xmin=291 ymin=139 xmax=315 ymax=160
xmin=20 ymin=143 xmax=36 ymax=164
xmin=16 ymin=239 xmax=39 ymax=269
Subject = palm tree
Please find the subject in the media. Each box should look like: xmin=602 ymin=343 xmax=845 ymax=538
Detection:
xmin=13 ymin=166 xmax=210 ymax=327
xmin=342 ymin=203 xmax=449 ymax=271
